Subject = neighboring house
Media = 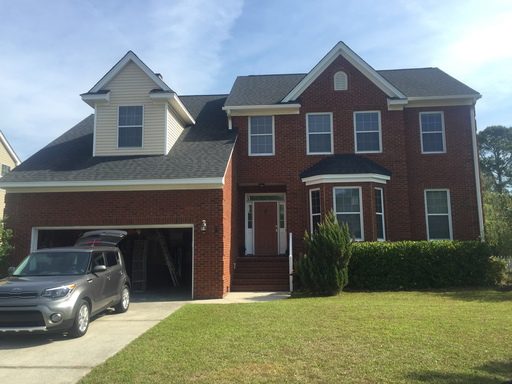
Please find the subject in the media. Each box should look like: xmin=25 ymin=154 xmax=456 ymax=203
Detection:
xmin=0 ymin=131 xmax=21 ymax=217
xmin=0 ymin=42 xmax=483 ymax=299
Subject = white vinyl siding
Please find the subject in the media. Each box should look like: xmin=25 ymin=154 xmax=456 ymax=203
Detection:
xmin=424 ymin=189 xmax=453 ymax=240
xmin=333 ymin=187 xmax=364 ymax=241
xmin=249 ymin=116 xmax=274 ymax=156
xmin=166 ymin=105 xmax=185 ymax=154
xmin=420 ymin=112 xmax=446 ymax=153
xmin=354 ymin=111 xmax=382 ymax=153
xmin=307 ymin=113 xmax=333 ymax=154
xmin=95 ymin=61 xmax=167 ymax=156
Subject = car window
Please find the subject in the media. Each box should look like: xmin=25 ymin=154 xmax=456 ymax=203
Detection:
xmin=92 ymin=252 xmax=106 ymax=269
xmin=105 ymin=251 xmax=118 ymax=267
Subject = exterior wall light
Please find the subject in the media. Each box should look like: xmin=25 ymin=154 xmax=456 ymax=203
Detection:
xmin=200 ymin=220 xmax=207 ymax=233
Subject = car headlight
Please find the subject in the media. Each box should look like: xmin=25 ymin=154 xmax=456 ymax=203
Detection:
xmin=41 ymin=284 xmax=77 ymax=299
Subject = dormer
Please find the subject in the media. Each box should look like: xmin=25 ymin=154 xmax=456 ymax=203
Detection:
xmin=81 ymin=51 xmax=194 ymax=157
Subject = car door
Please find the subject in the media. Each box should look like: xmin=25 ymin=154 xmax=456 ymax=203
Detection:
xmin=86 ymin=251 xmax=109 ymax=312
xmin=104 ymin=251 xmax=123 ymax=304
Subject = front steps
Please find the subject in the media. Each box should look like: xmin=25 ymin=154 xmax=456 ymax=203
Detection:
xmin=231 ymin=256 xmax=290 ymax=292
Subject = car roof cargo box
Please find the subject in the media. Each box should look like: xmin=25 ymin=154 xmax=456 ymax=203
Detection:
xmin=75 ymin=230 xmax=127 ymax=247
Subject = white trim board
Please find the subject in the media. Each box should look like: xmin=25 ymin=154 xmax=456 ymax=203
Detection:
xmin=302 ymin=173 xmax=390 ymax=186
xmin=0 ymin=131 xmax=21 ymax=165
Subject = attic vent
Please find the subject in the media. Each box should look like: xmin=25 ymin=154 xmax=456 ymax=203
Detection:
xmin=334 ymin=71 xmax=348 ymax=91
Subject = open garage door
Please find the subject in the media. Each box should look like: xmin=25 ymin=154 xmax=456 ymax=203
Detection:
xmin=34 ymin=226 xmax=193 ymax=298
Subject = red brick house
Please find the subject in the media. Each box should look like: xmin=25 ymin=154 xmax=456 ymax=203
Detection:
xmin=0 ymin=42 xmax=483 ymax=299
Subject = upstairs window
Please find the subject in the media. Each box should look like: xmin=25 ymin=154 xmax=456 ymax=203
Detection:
xmin=334 ymin=71 xmax=348 ymax=91
xmin=424 ymin=189 xmax=452 ymax=240
xmin=420 ymin=112 xmax=445 ymax=153
xmin=354 ymin=111 xmax=381 ymax=153
xmin=334 ymin=187 xmax=363 ymax=240
xmin=1 ymin=164 xmax=11 ymax=176
xmin=118 ymin=106 xmax=143 ymax=148
xmin=307 ymin=113 xmax=333 ymax=154
xmin=249 ymin=116 xmax=274 ymax=156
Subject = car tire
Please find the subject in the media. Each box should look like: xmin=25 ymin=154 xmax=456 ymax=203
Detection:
xmin=69 ymin=300 xmax=90 ymax=338
xmin=114 ymin=285 xmax=130 ymax=313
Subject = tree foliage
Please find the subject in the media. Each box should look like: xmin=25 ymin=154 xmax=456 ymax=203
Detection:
xmin=477 ymin=125 xmax=512 ymax=193
xmin=0 ymin=220 xmax=13 ymax=277
xmin=483 ymin=191 xmax=512 ymax=257
xmin=296 ymin=211 xmax=352 ymax=295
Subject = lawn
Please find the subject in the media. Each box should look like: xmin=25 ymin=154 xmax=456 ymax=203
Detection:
xmin=80 ymin=290 xmax=512 ymax=384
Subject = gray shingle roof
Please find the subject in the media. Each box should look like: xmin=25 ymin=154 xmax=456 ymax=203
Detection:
xmin=300 ymin=155 xmax=392 ymax=179
xmin=224 ymin=68 xmax=479 ymax=106
xmin=2 ymin=95 xmax=236 ymax=183
xmin=224 ymin=74 xmax=306 ymax=106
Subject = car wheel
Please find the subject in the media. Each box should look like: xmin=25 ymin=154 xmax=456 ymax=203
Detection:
xmin=114 ymin=285 xmax=130 ymax=313
xmin=69 ymin=300 xmax=90 ymax=338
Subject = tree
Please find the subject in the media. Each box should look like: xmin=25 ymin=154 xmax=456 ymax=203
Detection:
xmin=296 ymin=211 xmax=352 ymax=295
xmin=0 ymin=220 xmax=13 ymax=277
xmin=477 ymin=125 xmax=512 ymax=193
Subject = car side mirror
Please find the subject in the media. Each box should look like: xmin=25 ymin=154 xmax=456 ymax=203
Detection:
xmin=93 ymin=265 xmax=107 ymax=273
xmin=7 ymin=267 xmax=15 ymax=276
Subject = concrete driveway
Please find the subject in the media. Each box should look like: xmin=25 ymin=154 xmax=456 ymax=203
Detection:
xmin=0 ymin=295 xmax=187 ymax=384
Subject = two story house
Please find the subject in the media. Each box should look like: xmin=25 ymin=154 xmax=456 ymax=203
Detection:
xmin=0 ymin=42 xmax=483 ymax=299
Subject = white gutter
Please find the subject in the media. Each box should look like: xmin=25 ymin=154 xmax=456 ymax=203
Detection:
xmin=222 ymin=104 xmax=301 ymax=111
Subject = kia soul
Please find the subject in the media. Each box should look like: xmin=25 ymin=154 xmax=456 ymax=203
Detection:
xmin=0 ymin=230 xmax=131 ymax=337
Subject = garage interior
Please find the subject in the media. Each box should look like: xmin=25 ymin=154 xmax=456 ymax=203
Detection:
xmin=36 ymin=228 xmax=193 ymax=297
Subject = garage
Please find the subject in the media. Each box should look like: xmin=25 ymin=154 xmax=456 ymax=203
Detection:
xmin=31 ymin=226 xmax=194 ymax=298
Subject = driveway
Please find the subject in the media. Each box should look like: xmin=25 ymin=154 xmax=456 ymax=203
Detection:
xmin=0 ymin=294 xmax=187 ymax=384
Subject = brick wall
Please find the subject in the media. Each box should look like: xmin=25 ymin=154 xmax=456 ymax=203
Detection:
xmin=5 ymin=189 xmax=228 ymax=299
xmin=232 ymin=55 xmax=480 ymax=253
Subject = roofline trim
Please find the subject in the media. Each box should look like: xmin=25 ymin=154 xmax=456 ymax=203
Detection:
xmin=282 ymin=41 xmax=406 ymax=102
xmin=89 ymin=51 xmax=172 ymax=93
xmin=0 ymin=177 xmax=224 ymax=193
xmin=80 ymin=91 xmax=111 ymax=107
xmin=301 ymin=173 xmax=391 ymax=186
xmin=0 ymin=131 xmax=21 ymax=165
xmin=223 ymin=104 xmax=301 ymax=110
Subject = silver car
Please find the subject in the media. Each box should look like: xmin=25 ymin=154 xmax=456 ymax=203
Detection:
xmin=0 ymin=230 xmax=131 ymax=337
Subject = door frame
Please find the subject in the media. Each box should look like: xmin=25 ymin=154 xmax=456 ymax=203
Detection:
xmin=244 ymin=193 xmax=286 ymax=255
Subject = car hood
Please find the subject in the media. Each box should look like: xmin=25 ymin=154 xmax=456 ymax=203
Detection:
xmin=0 ymin=275 xmax=85 ymax=293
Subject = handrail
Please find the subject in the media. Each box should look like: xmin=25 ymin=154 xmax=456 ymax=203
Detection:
xmin=288 ymin=232 xmax=293 ymax=292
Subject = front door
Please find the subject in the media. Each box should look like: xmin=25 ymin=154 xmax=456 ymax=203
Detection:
xmin=254 ymin=201 xmax=278 ymax=255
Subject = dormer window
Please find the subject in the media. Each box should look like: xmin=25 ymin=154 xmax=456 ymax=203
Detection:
xmin=334 ymin=71 xmax=348 ymax=91
xmin=118 ymin=106 xmax=143 ymax=148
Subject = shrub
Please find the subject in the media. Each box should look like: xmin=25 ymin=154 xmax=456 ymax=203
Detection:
xmin=349 ymin=240 xmax=505 ymax=290
xmin=296 ymin=211 xmax=352 ymax=295
xmin=0 ymin=220 xmax=13 ymax=277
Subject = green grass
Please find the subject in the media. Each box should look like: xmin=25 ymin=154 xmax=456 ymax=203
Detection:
xmin=80 ymin=290 xmax=512 ymax=384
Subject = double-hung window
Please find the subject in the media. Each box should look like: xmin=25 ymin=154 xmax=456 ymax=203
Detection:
xmin=424 ymin=189 xmax=452 ymax=240
xmin=307 ymin=113 xmax=333 ymax=154
xmin=354 ymin=111 xmax=381 ymax=152
xmin=309 ymin=189 xmax=321 ymax=233
xmin=420 ymin=112 xmax=445 ymax=153
xmin=334 ymin=187 xmax=363 ymax=240
xmin=375 ymin=188 xmax=385 ymax=240
xmin=249 ymin=116 xmax=274 ymax=155
xmin=118 ymin=106 xmax=143 ymax=148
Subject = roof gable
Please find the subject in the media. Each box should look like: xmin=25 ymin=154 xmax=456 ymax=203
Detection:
xmin=89 ymin=51 xmax=172 ymax=93
xmin=282 ymin=41 xmax=406 ymax=102
xmin=0 ymin=131 xmax=20 ymax=165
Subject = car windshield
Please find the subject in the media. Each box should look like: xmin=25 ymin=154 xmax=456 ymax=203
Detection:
xmin=13 ymin=251 xmax=91 ymax=276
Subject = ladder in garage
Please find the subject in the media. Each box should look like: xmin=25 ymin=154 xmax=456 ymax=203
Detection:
xmin=155 ymin=230 xmax=180 ymax=287
xmin=131 ymin=240 xmax=148 ymax=292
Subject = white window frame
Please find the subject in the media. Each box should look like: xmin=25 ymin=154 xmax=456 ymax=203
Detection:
xmin=375 ymin=187 xmax=386 ymax=241
xmin=248 ymin=115 xmax=275 ymax=156
xmin=424 ymin=189 xmax=453 ymax=240
xmin=117 ymin=105 xmax=144 ymax=148
xmin=420 ymin=111 xmax=446 ymax=154
xmin=354 ymin=111 xmax=382 ymax=153
xmin=333 ymin=186 xmax=364 ymax=241
xmin=309 ymin=188 xmax=321 ymax=233
xmin=334 ymin=71 xmax=348 ymax=91
xmin=306 ymin=112 xmax=334 ymax=155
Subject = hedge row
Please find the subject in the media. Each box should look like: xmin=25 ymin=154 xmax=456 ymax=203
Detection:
xmin=348 ymin=241 xmax=506 ymax=290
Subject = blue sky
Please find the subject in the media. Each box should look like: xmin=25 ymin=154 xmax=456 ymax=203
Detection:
xmin=1 ymin=0 xmax=511 ymax=160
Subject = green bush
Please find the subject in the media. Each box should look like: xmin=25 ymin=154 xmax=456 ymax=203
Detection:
xmin=296 ymin=211 xmax=352 ymax=295
xmin=0 ymin=220 xmax=13 ymax=277
xmin=349 ymin=240 xmax=505 ymax=290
